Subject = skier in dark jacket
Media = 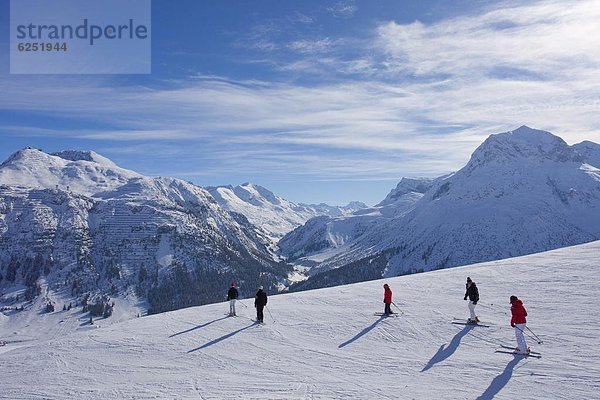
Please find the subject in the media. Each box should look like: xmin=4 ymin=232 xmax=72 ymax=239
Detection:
xmin=464 ymin=277 xmax=479 ymax=323
xmin=254 ymin=286 xmax=268 ymax=323
xmin=227 ymin=283 xmax=239 ymax=316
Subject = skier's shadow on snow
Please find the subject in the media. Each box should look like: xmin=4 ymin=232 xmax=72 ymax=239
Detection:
xmin=421 ymin=325 xmax=474 ymax=372
xmin=338 ymin=316 xmax=386 ymax=348
xmin=187 ymin=322 xmax=256 ymax=353
xmin=170 ymin=316 xmax=229 ymax=338
xmin=476 ymin=356 xmax=522 ymax=400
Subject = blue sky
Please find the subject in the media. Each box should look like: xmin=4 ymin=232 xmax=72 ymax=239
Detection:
xmin=1 ymin=0 xmax=599 ymax=205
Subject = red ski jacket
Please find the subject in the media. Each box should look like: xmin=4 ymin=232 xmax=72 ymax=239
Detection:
xmin=510 ymin=300 xmax=528 ymax=325
xmin=384 ymin=286 xmax=392 ymax=304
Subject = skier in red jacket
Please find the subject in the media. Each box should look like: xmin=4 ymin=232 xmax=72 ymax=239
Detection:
xmin=383 ymin=284 xmax=393 ymax=315
xmin=510 ymin=295 xmax=529 ymax=354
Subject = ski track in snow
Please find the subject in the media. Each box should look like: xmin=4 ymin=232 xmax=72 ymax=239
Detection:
xmin=1 ymin=241 xmax=600 ymax=399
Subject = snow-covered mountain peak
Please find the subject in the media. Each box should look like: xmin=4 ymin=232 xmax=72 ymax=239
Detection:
xmin=467 ymin=126 xmax=581 ymax=172
xmin=95 ymin=176 xmax=217 ymax=209
xmin=51 ymin=150 xmax=118 ymax=167
xmin=284 ymin=126 xmax=600 ymax=286
xmin=0 ymin=147 xmax=49 ymax=167
xmin=345 ymin=200 xmax=369 ymax=210
xmin=377 ymin=177 xmax=435 ymax=207
xmin=235 ymin=182 xmax=281 ymax=207
xmin=0 ymin=148 xmax=140 ymax=196
xmin=207 ymin=183 xmax=367 ymax=240
xmin=573 ymin=140 xmax=600 ymax=168
xmin=207 ymin=183 xmax=312 ymax=239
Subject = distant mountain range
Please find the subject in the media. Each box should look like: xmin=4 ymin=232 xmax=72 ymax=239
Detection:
xmin=1 ymin=126 xmax=598 ymax=312
xmin=207 ymin=183 xmax=366 ymax=240
xmin=278 ymin=177 xmax=435 ymax=264
xmin=0 ymin=149 xmax=291 ymax=314
xmin=285 ymin=126 xmax=600 ymax=290
xmin=0 ymin=148 xmax=363 ymax=314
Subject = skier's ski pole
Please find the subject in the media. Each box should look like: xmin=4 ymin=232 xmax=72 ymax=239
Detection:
xmin=514 ymin=325 xmax=542 ymax=344
xmin=265 ymin=305 xmax=276 ymax=323
xmin=523 ymin=330 xmax=541 ymax=344
xmin=238 ymin=300 xmax=248 ymax=308
xmin=526 ymin=326 xmax=544 ymax=344
xmin=391 ymin=302 xmax=403 ymax=313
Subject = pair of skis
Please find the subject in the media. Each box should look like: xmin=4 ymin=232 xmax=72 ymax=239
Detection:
xmin=495 ymin=345 xmax=541 ymax=358
xmin=451 ymin=318 xmax=490 ymax=327
xmin=374 ymin=312 xmax=401 ymax=318
xmin=452 ymin=319 xmax=542 ymax=358
xmin=224 ymin=313 xmax=265 ymax=325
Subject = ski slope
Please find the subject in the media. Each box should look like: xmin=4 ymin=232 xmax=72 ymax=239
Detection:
xmin=1 ymin=241 xmax=599 ymax=399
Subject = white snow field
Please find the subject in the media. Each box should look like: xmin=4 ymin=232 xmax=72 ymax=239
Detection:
xmin=1 ymin=241 xmax=599 ymax=400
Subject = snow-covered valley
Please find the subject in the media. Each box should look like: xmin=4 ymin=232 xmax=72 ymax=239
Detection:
xmin=1 ymin=240 xmax=598 ymax=399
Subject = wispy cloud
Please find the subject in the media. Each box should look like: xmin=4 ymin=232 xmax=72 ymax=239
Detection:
xmin=293 ymin=11 xmax=316 ymax=25
xmin=2 ymin=125 xmax=196 ymax=141
xmin=367 ymin=0 xmax=600 ymax=140
xmin=375 ymin=0 xmax=600 ymax=80
xmin=1 ymin=0 xmax=599 ymax=185
xmin=286 ymin=38 xmax=338 ymax=55
xmin=237 ymin=21 xmax=280 ymax=51
xmin=0 ymin=77 xmax=479 ymax=178
xmin=327 ymin=1 xmax=358 ymax=19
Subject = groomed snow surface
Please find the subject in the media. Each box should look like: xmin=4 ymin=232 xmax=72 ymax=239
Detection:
xmin=2 ymin=241 xmax=600 ymax=399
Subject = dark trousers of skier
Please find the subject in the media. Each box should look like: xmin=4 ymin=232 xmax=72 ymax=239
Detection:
xmin=384 ymin=303 xmax=392 ymax=315
xmin=256 ymin=305 xmax=265 ymax=322
xmin=255 ymin=287 xmax=267 ymax=323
